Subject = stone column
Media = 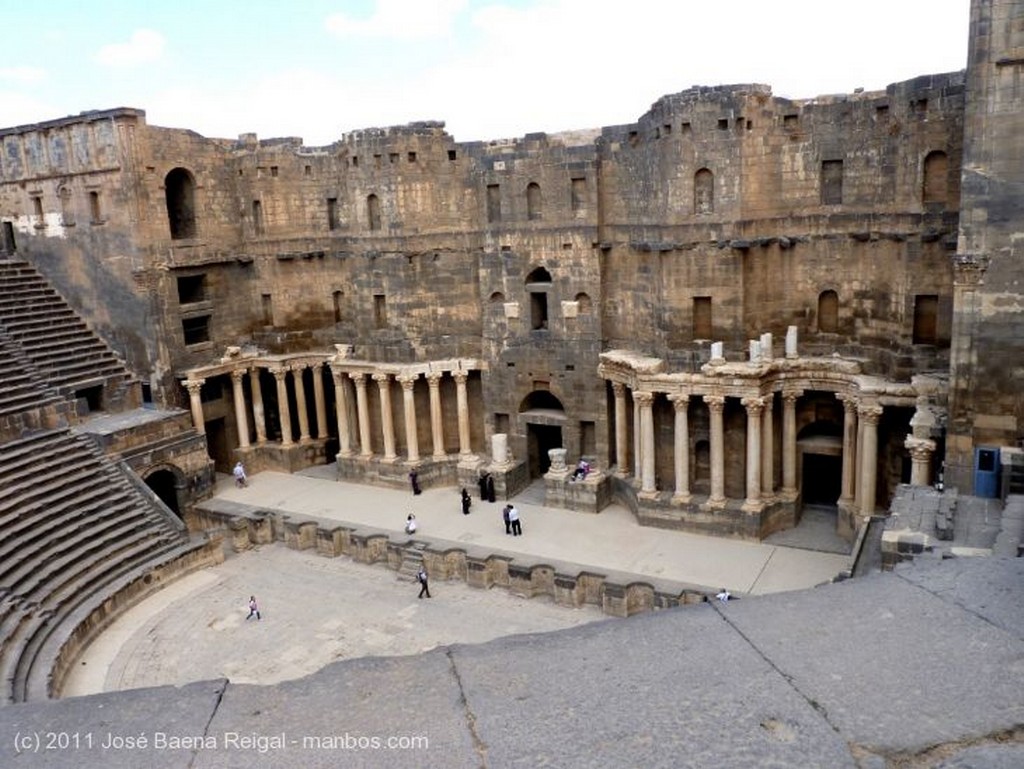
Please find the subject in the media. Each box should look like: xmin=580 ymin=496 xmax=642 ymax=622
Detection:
xmin=230 ymin=370 xmax=250 ymax=448
xmin=858 ymin=403 xmax=883 ymax=516
xmin=636 ymin=391 xmax=656 ymax=494
xmin=742 ymin=397 xmax=764 ymax=511
xmin=781 ymin=390 xmax=802 ymax=497
xmin=249 ymin=367 xmax=267 ymax=444
xmin=704 ymin=395 xmax=726 ymax=506
xmin=398 ymin=374 xmax=420 ymax=463
xmin=374 ymin=373 xmax=397 ymax=461
xmin=633 ymin=392 xmax=642 ymax=479
xmin=761 ymin=393 xmax=774 ymax=497
xmin=838 ymin=395 xmax=858 ymax=507
xmin=427 ymin=372 xmax=446 ymax=459
xmin=271 ymin=366 xmax=294 ymax=446
xmin=293 ymin=364 xmax=311 ymax=443
xmin=612 ymin=382 xmax=629 ymax=476
xmin=454 ymin=371 xmax=472 ymax=458
xmin=668 ymin=394 xmax=690 ymax=501
xmin=312 ymin=362 xmax=327 ymax=440
xmin=905 ymin=436 xmax=936 ymax=487
xmin=331 ymin=369 xmax=353 ymax=457
xmin=184 ymin=379 xmax=206 ymax=435
xmin=352 ymin=372 xmax=372 ymax=457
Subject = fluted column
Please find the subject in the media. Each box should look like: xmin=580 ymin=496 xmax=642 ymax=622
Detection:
xmin=230 ymin=370 xmax=250 ymax=448
xmin=742 ymin=397 xmax=764 ymax=510
xmin=331 ymin=369 xmax=353 ymax=457
xmin=905 ymin=436 xmax=935 ymax=487
xmin=184 ymin=379 xmax=206 ymax=435
xmin=781 ymin=390 xmax=802 ymax=497
xmin=838 ymin=395 xmax=858 ymax=506
xmin=636 ymin=391 xmax=656 ymax=494
xmin=668 ymin=394 xmax=690 ymax=501
xmin=271 ymin=366 xmax=294 ymax=446
xmin=704 ymin=395 xmax=726 ymax=506
xmin=374 ymin=373 xmax=397 ymax=461
xmin=312 ymin=362 xmax=327 ymax=440
xmin=454 ymin=371 xmax=472 ymax=457
xmin=352 ymin=372 xmax=372 ymax=457
xmin=633 ymin=392 xmax=642 ymax=479
xmin=249 ymin=367 xmax=267 ymax=444
xmin=858 ymin=403 xmax=883 ymax=516
xmin=427 ymin=372 xmax=445 ymax=459
xmin=761 ymin=393 xmax=774 ymax=497
xmin=612 ymin=382 xmax=629 ymax=476
xmin=293 ymin=364 xmax=311 ymax=442
xmin=398 ymin=374 xmax=420 ymax=463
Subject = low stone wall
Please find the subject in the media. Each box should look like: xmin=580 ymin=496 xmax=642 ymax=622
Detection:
xmin=193 ymin=499 xmax=711 ymax=618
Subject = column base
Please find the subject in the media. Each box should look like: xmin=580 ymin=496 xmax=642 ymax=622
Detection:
xmin=671 ymin=492 xmax=692 ymax=506
xmin=638 ymin=489 xmax=659 ymax=501
xmin=778 ymin=488 xmax=799 ymax=504
xmin=741 ymin=499 xmax=765 ymax=514
xmin=382 ymin=454 xmax=400 ymax=464
xmin=702 ymin=497 xmax=727 ymax=511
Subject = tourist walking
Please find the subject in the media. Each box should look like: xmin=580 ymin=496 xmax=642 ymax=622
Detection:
xmin=417 ymin=566 xmax=431 ymax=598
xmin=405 ymin=513 xmax=418 ymax=534
xmin=508 ymin=504 xmax=522 ymax=536
xmin=460 ymin=487 xmax=472 ymax=515
xmin=233 ymin=461 xmax=247 ymax=488
xmin=502 ymin=505 xmax=512 ymax=535
xmin=246 ymin=595 xmax=261 ymax=620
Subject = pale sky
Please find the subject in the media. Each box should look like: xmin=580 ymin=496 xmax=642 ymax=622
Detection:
xmin=1 ymin=0 xmax=971 ymax=146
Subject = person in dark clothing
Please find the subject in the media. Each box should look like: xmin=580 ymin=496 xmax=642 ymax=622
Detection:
xmin=485 ymin=474 xmax=496 ymax=503
xmin=502 ymin=505 xmax=512 ymax=535
xmin=409 ymin=471 xmax=421 ymax=495
xmin=478 ymin=473 xmax=488 ymax=500
xmin=417 ymin=567 xmax=431 ymax=598
xmin=460 ymin=487 xmax=472 ymax=515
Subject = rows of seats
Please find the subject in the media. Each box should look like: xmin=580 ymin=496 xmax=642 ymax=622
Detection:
xmin=0 ymin=258 xmax=131 ymax=395
xmin=0 ymin=333 xmax=60 ymax=417
xmin=0 ymin=429 xmax=192 ymax=702
xmin=0 ymin=256 xmax=203 ymax=704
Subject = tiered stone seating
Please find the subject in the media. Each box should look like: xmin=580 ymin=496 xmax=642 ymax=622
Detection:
xmin=0 ymin=429 xmax=194 ymax=703
xmin=0 ymin=258 xmax=132 ymax=396
xmin=0 ymin=332 xmax=61 ymax=419
xmin=0 ymin=256 xmax=218 ymax=704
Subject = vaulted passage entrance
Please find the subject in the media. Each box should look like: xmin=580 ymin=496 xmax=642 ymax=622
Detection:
xmin=520 ymin=390 xmax=565 ymax=478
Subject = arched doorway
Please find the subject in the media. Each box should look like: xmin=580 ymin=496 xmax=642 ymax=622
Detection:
xmin=165 ymin=168 xmax=197 ymax=239
xmin=519 ymin=390 xmax=564 ymax=477
xmin=145 ymin=467 xmax=183 ymax=518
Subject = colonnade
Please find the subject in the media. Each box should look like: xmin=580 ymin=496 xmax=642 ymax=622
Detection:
xmin=607 ymin=382 xmax=926 ymax=516
xmin=183 ymin=360 xmax=478 ymax=463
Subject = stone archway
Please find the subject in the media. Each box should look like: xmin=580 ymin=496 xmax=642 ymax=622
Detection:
xmin=519 ymin=390 xmax=565 ymax=478
xmin=144 ymin=466 xmax=185 ymax=519
xmin=797 ymin=420 xmax=843 ymax=506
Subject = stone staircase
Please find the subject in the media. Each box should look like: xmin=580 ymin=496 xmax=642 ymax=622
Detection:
xmin=397 ymin=542 xmax=428 ymax=582
xmin=0 ymin=257 xmax=134 ymax=401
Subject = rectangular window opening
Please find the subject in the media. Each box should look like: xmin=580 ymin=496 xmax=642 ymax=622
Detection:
xmin=374 ymin=294 xmax=387 ymax=328
xmin=693 ymin=296 xmax=712 ymax=340
xmin=88 ymin=191 xmax=102 ymax=223
xmin=177 ymin=274 xmax=207 ymax=304
xmin=912 ymin=294 xmax=938 ymax=345
xmin=448 ymin=149 xmax=457 ymax=161
xmin=261 ymin=293 xmax=273 ymax=326
xmin=486 ymin=184 xmax=501 ymax=223
xmin=327 ymin=197 xmax=339 ymax=231
xmin=407 ymin=151 xmax=417 ymax=162
xmin=182 ymin=315 xmax=211 ymax=346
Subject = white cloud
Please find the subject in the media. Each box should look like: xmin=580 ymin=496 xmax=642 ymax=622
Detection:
xmin=0 ymin=66 xmax=46 ymax=85
xmin=95 ymin=29 xmax=166 ymax=67
xmin=325 ymin=0 xmax=467 ymax=40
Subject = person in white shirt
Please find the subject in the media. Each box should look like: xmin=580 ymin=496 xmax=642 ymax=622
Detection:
xmin=508 ymin=505 xmax=521 ymax=536
xmin=405 ymin=514 xmax=418 ymax=534
xmin=233 ymin=461 xmax=247 ymax=488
